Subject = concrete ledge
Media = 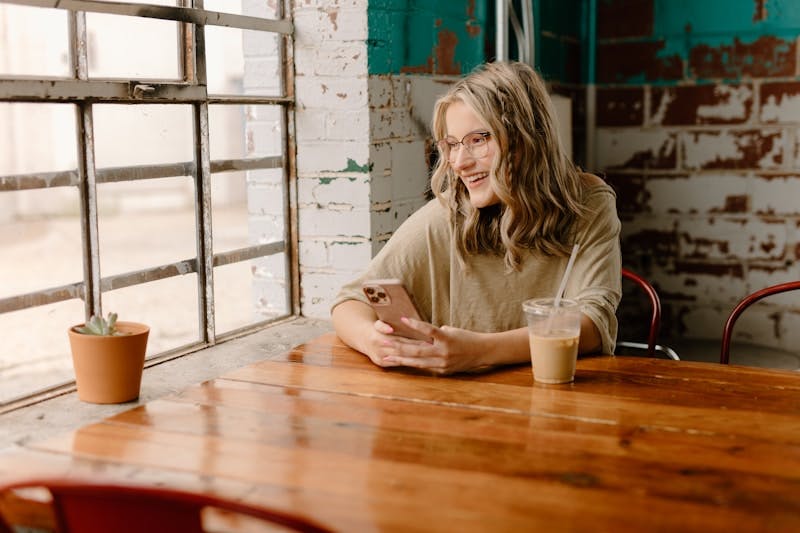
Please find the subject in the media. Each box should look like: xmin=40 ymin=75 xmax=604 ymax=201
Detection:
xmin=0 ymin=318 xmax=333 ymax=451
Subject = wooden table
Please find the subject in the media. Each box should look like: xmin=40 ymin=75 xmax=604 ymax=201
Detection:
xmin=2 ymin=332 xmax=800 ymax=531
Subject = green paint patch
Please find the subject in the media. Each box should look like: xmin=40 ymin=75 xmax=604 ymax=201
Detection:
xmin=317 ymin=177 xmax=359 ymax=184
xmin=343 ymin=158 xmax=373 ymax=172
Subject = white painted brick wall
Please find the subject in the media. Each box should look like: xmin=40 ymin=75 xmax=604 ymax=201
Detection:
xmin=596 ymin=129 xmax=677 ymax=169
xmin=244 ymin=2 xmax=458 ymax=320
xmin=646 ymin=174 xmax=747 ymax=214
xmin=295 ymin=76 xmax=368 ymax=110
xmin=298 ymin=175 xmax=371 ymax=207
xmin=296 ymin=141 xmax=370 ymax=175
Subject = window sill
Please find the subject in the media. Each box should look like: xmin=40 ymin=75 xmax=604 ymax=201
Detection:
xmin=0 ymin=317 xmax=332 ymax=452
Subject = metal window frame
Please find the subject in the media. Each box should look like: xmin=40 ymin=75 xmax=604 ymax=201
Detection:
xmin=0 ymin=0 xmax=298 ymax=405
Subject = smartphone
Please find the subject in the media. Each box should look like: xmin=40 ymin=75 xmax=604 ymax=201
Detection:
xmin=362 ymin=278 xmax=432 ymax=342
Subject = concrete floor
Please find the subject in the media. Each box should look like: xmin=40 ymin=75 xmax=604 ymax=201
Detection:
xmin=0 ymin=317 xmax=332 ymax=451
xmin=664 ymin=337 xmax=800 ymax=369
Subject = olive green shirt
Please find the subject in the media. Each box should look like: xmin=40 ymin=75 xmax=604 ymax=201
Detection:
xmin=331 ymin=182 xmax=622 ymax=354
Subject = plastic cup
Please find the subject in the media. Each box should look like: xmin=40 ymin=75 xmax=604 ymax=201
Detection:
xmin=522 ymin=298 xmax=581 ymax=384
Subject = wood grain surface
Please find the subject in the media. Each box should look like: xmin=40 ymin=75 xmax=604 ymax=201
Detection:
xmin=2 ymin=331 xmax=799 ymax=531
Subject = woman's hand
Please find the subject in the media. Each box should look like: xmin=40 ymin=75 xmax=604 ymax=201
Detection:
xmin=332 ymin=300 xmax=531 ymax=374
xmin=378 ymin=317 xmax=495 ymax=375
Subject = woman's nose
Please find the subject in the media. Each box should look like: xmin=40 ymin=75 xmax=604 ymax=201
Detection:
xmin=450 ymin=147 xmax=475 ymax=171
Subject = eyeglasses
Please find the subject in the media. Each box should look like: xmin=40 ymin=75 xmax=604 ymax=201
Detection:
xmin=436 ymin=131 xmax=491 ymax=162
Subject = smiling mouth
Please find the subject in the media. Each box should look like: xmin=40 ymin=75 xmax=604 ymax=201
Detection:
xmin=463 ymin=172 xmax=488 ymax=187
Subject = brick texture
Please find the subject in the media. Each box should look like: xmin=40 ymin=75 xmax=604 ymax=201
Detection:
xmin=596 ymin=1 xmax=800 ymax=350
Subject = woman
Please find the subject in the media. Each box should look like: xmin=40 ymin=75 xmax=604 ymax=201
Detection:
xmin=331 ymin=61 xmax=621 ymax=374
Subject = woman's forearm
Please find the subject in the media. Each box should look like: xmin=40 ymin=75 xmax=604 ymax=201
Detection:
xmin=481 ymin=312 xmax=601 ymax=367
xmin=331 ymin=299 xmax=378 ymax=356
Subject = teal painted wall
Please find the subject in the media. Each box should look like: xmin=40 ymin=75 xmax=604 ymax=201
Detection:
xmin=368 ymin=0 xmax=488 ymax=75
xmin=367 ymin=0 xmax=588 ymax=83
xmin=538 ymin=0 xmax=585 ymax=83
xmin=598 ymin=0 xmax=800 ymax=84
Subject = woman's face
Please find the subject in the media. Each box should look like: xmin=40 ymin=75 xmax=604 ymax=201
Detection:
xmin=443 ymin=101 xmax=500 ymax=208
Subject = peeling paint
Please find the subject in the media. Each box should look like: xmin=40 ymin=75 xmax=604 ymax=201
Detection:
xmin=597 ymin=40 xmax=683 ymax=83
xmin=719 ymin=195 xmax=748 ymax=213
xmin=317 ymin=177 xmax=357 ymax=185
xmin=597 ymin=88 xmax=644 ymax=126
xmin=327 ymin=202 xmax=355 ymax=212
xmin=342 ymin=158 xmax=372 ymax=173
xmin=761 ymin=82 xmax=800 ymax=122
xmin=327 ymin=10 xmax=338 ymax=31
xmin=367 ymin=2 xmax=485 ymax=75
xmin=597 ymin=0 xmax=800 ymax=347
xmin=434 ymin=29 xmax=460 ymax=75
xmin=683 ymin=130 xmax=782 ymax=170
xmin=690 ymin=35 xmax=796 ymax=79
xmin=753 ymin=0 xmax=768 ymax=22
xmin=650 ymin=85 xmax=752 ymax=125
xmin=697 ymin=85 xmax=752 ymax=122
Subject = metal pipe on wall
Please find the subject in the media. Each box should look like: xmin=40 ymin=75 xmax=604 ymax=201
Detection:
xmin=496 ymin=1 xmax=536 ymax=66
xmin=496 ymin=0 xmax=509 ymax=61
xmin=521 ymin=0 xmax=535 ymax=65
xmin=584 ymin=0 xmax=597 ymax=170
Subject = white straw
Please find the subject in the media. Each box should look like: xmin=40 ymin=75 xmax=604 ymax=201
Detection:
xmin=554 ymin=244 xmax=580 ymax=307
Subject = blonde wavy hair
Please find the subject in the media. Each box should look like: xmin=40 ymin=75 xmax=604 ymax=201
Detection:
xmin=430 ymin=61 xmax=589 ymax=271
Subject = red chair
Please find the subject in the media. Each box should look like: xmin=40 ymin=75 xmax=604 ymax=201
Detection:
xmin=719 ymin=280 xmax=800 ymax=364
xmin=618 ymin=268 xmax=679 ymax=360
xmin=0 ymin=478 xmax=331 ymax=533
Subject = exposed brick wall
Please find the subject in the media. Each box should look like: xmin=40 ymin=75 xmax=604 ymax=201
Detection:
xmin=290 ymin=0 xmax=461 ymax=319
xmin=292 ymin=0 xmax=371 ymax=319
xmin=596 ymin=0 xmax=800 ymax=350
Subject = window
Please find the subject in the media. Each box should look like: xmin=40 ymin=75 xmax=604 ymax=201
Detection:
xmin=0 ymin=0 xmax=296 ymax=407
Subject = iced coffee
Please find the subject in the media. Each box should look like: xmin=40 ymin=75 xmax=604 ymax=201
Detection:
xmin=522 ymin=298 xmax=582 ymax=384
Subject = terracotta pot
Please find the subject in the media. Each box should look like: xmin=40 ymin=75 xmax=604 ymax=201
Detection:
xmin=68 ymin=321 xmax=149 ymax=404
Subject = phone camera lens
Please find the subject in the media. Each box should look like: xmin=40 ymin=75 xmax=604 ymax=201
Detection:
xmin=365 ymin=287 xmax=374 ymax=295
xmin=370 ymin=296 xmax=379 ymax=303
xmin=377 ymin=292 xmax=386 ymax=299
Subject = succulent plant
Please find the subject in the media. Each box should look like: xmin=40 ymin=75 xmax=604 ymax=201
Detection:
xmin=74 ymin=312 xmax=128 ymax=336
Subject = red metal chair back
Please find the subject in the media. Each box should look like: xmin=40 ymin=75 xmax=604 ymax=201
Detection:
xmin=719 ymin=281 xmax=800 ymax=364
xmin=621 ymin=268 xmax=661 ymax=356
xmin=619 ymin=268 xmax=679 ymax=360
xmin=0 ymin=479 xmax=331 ymax=533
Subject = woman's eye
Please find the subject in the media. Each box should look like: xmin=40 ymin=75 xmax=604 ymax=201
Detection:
xmin=469 ymin=135 xmax=485 ymax=145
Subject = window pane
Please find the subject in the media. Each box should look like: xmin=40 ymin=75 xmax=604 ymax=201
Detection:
xmin=103 ymin=276 xmax=200 ymax=356
xmin=214 ymin=262 xmax=261 ymax=334
xmin=87 ymin=12 xmax=181 ymax=80
xmin=208 ymin=105 xmax=245 ymax=160
xmin=212 ymin=171 xmax=247 ymax=253
xmin=97 ymin=177 xmax=196 ymax=277
xmin=0 ymin=299 xmax=85 ymax=405
xmin=0 ymin=5 xmax=70 ymax=78
xmin=93 ymin=104 xmax=193 ymax=168
xmin=0 ymin=103 xmax=77 ymax=175
xmin=0 ymin=188 xmax=83 ymax=299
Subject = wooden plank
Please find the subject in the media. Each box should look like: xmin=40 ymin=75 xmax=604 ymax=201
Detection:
xmin=218 ymin=360 xmax=800 ymax=442
xmin=26 ymin=422 xmax=795 ymax=532
xmin=26 ymin=379 xmax=800 ymax=510
xmin=95 ymin=386 xmax=800 ymax=485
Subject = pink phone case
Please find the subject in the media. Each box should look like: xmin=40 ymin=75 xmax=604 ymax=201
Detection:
xmin=362 ymin=279 xmax=431 ymax=342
